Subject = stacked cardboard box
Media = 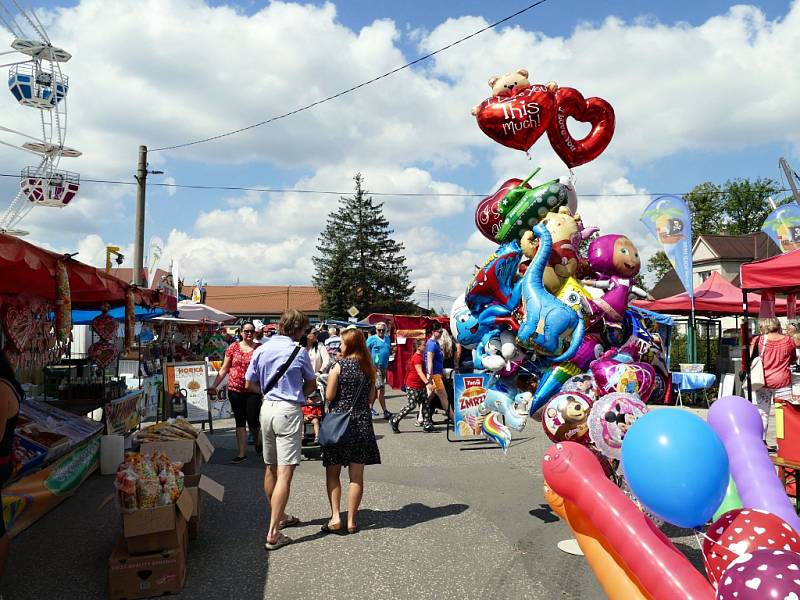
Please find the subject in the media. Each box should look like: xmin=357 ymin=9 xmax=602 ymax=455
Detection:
xmin=108 ymin=427 xmax=224 ymax=599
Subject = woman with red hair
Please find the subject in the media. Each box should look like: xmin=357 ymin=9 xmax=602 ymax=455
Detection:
xmin=321 ymin=327 xmax=381 ymax=535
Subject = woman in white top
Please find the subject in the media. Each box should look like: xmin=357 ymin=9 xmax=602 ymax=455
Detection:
xmin=305 ymin=329 xmax=331 ymax=376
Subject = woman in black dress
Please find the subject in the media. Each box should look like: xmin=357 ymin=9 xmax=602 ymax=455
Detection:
xmin=322 ymin=327 xmax=381 ymax=534
xmin=0 ymin=349 xmax=21 ymax=584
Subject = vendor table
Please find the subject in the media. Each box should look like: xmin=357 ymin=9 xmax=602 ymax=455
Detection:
xmin=771 ymin=455 xmax=800 ymax=514
xmin=671 ymin=372 xmax=717 ymax=407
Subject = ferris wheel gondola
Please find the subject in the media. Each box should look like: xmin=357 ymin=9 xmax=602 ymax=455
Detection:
xmin=0 ymin=0 xmax=79 ymax=234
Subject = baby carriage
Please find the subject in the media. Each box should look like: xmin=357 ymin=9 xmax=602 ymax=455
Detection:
xmin=301 ymin=378 xmax=327 ymax=460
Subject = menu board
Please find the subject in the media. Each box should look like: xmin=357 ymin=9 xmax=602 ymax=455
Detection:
xmin=166 ymin=362 xmax=211 ymax=423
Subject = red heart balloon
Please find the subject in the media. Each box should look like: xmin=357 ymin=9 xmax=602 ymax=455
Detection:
xmin=547 ymin=87 xmax=615 ymax=168
xmin=474 ymin=178 xmax=531 ymax=242
xmin=474 ymin=84 xmax=556 ymax=152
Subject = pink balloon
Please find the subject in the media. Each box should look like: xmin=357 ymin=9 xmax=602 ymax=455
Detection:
xmin=542 ymin=442 xmax=715 ymax=599
xmin=591 ymin=358 xmax=656 ymax=401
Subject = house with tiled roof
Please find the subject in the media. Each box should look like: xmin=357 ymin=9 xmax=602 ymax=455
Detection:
xmin=185 ymin=285 xmax=322 ymax=323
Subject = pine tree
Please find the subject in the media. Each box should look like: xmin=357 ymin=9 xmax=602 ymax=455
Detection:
xmin=312 ymin=173 xmax=414 ymax=318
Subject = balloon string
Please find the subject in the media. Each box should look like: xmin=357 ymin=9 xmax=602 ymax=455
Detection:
xmin=568 ymin=168 xmax=576 ymax=185
xmin=693 ymin=528 xmax=745 ymax=558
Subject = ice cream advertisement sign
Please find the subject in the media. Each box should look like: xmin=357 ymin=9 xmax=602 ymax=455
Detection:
xmin=453 ymin=374 xmax=492 ymax=438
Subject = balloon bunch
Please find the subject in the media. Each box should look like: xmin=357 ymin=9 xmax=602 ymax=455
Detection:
xmin=451 ymin=162 xmax=670 ymax=451
xmin=471 ymin=68 xmax=615 ymax=167
xmin=542 ymin=397 xmax=800 ymax=599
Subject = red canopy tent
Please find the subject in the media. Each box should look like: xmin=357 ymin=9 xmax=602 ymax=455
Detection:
xmin=740 ymin=248 xmax=800 ymax=295
xmin=635 ymin=271 xmax=786 ymax=316
xmin=364 ymin=313 xmax=449 ymax=389
xmin=0 ymin=233 xmax=160 ymax=308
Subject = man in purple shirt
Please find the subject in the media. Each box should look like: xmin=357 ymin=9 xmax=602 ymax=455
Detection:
xmin=246 ymin=309 xmax=316 ymax=551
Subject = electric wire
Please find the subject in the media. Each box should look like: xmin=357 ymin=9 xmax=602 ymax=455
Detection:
xmin=149 ymin=0 xmax=552 ymax=152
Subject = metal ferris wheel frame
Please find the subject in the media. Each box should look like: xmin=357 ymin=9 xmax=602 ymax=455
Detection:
xmin=0 ymin=0 xmax=78 ymax=234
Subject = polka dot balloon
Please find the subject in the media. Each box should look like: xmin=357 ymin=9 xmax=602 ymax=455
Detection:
xmin=715 ymin=549 xmax=800 ymax=599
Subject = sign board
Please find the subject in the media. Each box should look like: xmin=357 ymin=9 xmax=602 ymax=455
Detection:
xmin=141 ymin=375 xmax=163 ymax=420
xmin=166 ymin=362 xmax=211 ymax=423
xmin=347 ymin=306 xmax=359 ymax=318
xmin=206 ymin=359 xmax=233 ymax=420
xmin=453 ymin=373 xmax=493 ymax=439
xmin=105 ymin=390 xmax=144 ymax=435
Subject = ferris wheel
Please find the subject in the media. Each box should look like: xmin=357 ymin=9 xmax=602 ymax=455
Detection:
xmin=0 ymin=0 xmax=79 ymax=236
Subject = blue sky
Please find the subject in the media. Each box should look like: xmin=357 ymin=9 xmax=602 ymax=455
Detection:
xmin=1 ymin=0 xmax=798 ymax=309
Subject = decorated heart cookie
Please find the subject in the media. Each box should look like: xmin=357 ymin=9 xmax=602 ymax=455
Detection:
xmin=92 ymin=314 xmax=117 ymax=341
xmin=88 ymin=340 xmax=118 ymax=369
xmin=4 ymin=306 xmax=33 ymax=352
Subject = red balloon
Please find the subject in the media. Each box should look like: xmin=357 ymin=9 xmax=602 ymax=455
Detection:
xmin=703 ymin=508 xmax=800 ymax=587
xmin=474 ymin=178 xmax=530 ymax=242
xmin=542 ymin=442 xmax=715 ymax=599
xmin=474 ymin=84 xmax=556 ymax=152
xmin=546 ymin=87 xmax=615 ymax=168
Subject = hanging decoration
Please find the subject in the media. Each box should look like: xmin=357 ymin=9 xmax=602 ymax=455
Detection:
xmin=54 ymin=256 xmax=71 ymax=342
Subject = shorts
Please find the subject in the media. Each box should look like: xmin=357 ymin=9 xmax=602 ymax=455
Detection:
xmin=302 ymin=404 xmax=322 ymax=420
xmin=375 ymin=367 xmax=388 ymax=390
xmin=228 ymin=390 xmax=261 ymax=430
xmin=260 ymin=400 xmax=303 ymax=466
xmin=430 ymin=374 xmax=445 ymax=392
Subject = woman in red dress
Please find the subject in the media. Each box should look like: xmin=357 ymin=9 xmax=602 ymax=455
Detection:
xmin=209 ymin=322 xmax=260 ymax=462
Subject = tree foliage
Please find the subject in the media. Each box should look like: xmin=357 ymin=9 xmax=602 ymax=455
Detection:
xmin=313 ymin=173 xmax=414 ymax=318
xmin=645 ymin=177 xmax=782 ymax=283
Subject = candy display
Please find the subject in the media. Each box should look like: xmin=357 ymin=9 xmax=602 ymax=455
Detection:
xmin=115 ymin=451 xmax=184 ymax=512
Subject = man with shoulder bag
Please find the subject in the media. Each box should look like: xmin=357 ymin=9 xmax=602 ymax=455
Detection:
xmin=246 ymin=309 xmax=316 ymax=551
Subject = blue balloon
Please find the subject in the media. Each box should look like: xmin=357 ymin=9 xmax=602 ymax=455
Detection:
xmin=621 ymin=409 xmax=729 ymax=528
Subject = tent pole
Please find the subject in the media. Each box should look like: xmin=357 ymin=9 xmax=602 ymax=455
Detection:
xmin=742 ymin=290 xmax=753 ymax=403
xmin=689 ymin=296 xmax=697 ymax=363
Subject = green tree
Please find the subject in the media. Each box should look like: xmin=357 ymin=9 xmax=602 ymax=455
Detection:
xmin=684 ymin=182 xmax=724 ymax=240
xmin=312 ymin=173 xmax=414 ymax=318
xmin=646 ymin=250 xmax=673 ymax=283
xmin=720 ymin=177 xmax=779 ymax=235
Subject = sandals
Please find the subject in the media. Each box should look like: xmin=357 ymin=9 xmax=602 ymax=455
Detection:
xmin=347 ymin=526 xmax=359 ymax=535
xmin=264 ymin=533 xmax=292 ymax=551
xmin=320 ymin=521 xmax=346 ymax=535
xmin=278 ymin=515 xmax=300 ymax=530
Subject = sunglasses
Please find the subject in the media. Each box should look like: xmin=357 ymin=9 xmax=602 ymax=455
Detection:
xmin=242 ymin=329 xmax=255 ymax=334
xmin=377 ymin=329 xmax=386 ymax=332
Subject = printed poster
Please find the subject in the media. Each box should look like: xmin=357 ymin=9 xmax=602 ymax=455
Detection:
xmin=104 ymin=391 xmax=144 ymax=435
xmin=453 ymin=373 xmax=492 ymax=438
xmin=166 ymin=362 xmax=210 ymax=422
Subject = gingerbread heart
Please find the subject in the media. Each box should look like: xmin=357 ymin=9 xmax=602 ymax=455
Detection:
xmin=4 ymin=306 xmax=33 ymax=352
xmin=88 ymin=340 xmax=118 ymax=369
xmin=92 ymin=314 xmax=118 ymax=341
xmin=475 ymin=178 xmax=531 ymax=242
xmin=475 ymin=84 xmax=557 ymax=152
xmin=547 ymin=87 xmax=615 ymax=168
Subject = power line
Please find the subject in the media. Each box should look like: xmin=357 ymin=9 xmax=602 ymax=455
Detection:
xmin=0 ymin=172 xmax=791 ymax=199
xmin=149 ymin=0 xmax=552 ymax=152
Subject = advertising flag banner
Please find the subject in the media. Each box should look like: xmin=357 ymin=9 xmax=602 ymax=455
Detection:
xmin=147 ymin=236 xmax=164 ymax=288
xmin=641 ymin=195 xmax=694 ymax=297
xmin=762 ymin=204 xmax=800 ymax=253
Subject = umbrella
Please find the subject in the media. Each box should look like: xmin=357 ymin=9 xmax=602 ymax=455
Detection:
xmin=176 ymin=300 xmax=236 ymax=324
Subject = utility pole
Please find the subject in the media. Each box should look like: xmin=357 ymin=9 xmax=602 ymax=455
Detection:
xmin=779 ymin=157 xmax=800 ymax=205
xmin=132 ymin=145 xmax=164 ymax=287
xmin=427 ymin=289 xmax=430 ymax=310
xmin=133 ymin=145 xmax=147 ymax=286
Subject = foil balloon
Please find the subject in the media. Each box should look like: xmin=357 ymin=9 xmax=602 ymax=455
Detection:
xmin=482 ymin=411 xmax=511 ymax=453
xmin=528 ymin=362 xmax=582 ymax=415
xmin=591 ymin=358 xmax=655 ymax=401
xmin=542 ymin=391 xmax=593 ymax=444
xmin=561 ymin=373 xmax=599 ymax=400
xmin=483 ymin=388 xmax=527 ymax=431
xmin=474 ymin=84 xmax=557 ymax=152
xmin=542 ymin=442 xmax=716 ymax=599
xmin=544 ymin=485 xmax=649 ymax=600
xmin=496 ymin=170 xmax=573 ymax=243
xmin=475 ymin=178 xmax=531 ymax=242
xmin=588 ymin=392 xmax=648 ymax=460
xmin=715 ymin=549 xmax=800 ymax=599
xmin=703 ymin=508 xmax=800 ymax=587
xmin=546 ymin=86 xmax=615 ymax=168
xmin=708 ymin=396 xmax=800 ymax=534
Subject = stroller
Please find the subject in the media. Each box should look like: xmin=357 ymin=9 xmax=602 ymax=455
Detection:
xmin=301 ymin=378 xmax=327 ymax=460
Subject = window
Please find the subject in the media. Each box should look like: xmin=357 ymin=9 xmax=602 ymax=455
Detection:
xmin=698 ymin=270 xmax=713 ymax=282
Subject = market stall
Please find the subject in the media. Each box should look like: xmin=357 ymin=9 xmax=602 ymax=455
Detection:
xmin=0 ymin=234 xmax=171 ymax=537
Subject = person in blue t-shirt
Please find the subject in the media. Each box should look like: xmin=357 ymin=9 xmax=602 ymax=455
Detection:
xmin=366 ymin=322 xmax=393 ymax=420
xmin=425 ymin=322 xmax=450 ymax=426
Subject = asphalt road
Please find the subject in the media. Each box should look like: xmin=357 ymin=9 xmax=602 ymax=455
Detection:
xmin=2 ymin=390 xmax=716 ymax=600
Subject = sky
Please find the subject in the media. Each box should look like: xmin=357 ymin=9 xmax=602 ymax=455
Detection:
xmin=0 ymin=0 xmax=797 ymax=312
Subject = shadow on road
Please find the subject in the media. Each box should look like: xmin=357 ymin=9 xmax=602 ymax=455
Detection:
xmin=529 ymin=504 xmax=560 ymax=523
xmin=356 ymin=502 xmax=469 ymax=531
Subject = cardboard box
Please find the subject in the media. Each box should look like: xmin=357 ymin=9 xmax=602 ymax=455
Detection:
xmin=122 ymin=490 xmax=193 ymax=555
xmin=183 ymin=474 xmax=225 ymax=540
xmin=108 ymin=521 xmax=187 ymax=600
xmin=140 ymin=432 xmax=214 ymax=475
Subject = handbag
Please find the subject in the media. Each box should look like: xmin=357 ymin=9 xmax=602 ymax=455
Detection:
xmin=319 ymin=374 xmax=366 ymax=448
xmin=749 ymin=336 xmax=766 ymax=391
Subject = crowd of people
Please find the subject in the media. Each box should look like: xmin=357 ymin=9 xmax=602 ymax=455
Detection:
xmin=209 ymin=309 xmax=463 ymax=551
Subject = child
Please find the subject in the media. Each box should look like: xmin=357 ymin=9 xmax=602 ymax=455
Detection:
xmin=391 ymin=339 xmax=432 ymax=433
xmin=303 ymin=394 xmax=323 ymax=443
